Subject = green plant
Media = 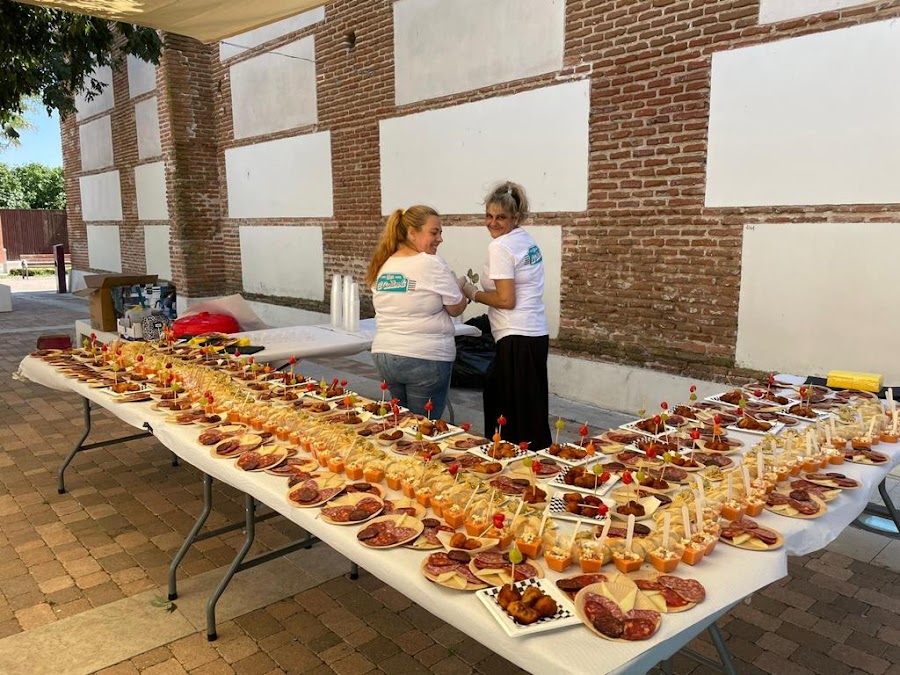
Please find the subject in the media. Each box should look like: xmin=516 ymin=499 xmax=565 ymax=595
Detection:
xmin=7 ymin=266 xmax=66 ymax=277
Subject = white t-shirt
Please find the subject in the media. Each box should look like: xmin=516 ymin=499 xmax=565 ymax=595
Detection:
xmin=371 ymin=253 xmax=464 ymax=362
xmin=482 ymin=227 xmax=548 ymax=341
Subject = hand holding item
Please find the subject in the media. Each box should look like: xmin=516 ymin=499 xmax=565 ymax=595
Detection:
xmin=456 ymin=275 xmax=468 ymax=290
xmin=461 ymin=279 xmax=479 ymax=301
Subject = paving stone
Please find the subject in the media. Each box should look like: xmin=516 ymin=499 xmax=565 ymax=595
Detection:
xmin=96 ymin=662 xmax=140 ymax=675
xmin=131 ymin=646 xmax=173 ymax=670
xmin=230 ymin=651 xmax=276 ymax=675
xmin=14 ymin=602 xmax=57 ymax=630
xmin=142 ymin=658 xmax=189 ymax=675
xmin=331 ymin=653 xmax=376 ymax=675
xmin=757 ymin=631 xmax=798 ymax=658
xmin=830 ymin=642 xmax=891 ymax=675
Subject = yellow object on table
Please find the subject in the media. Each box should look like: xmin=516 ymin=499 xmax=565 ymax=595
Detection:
xmin=826 ymin=370 xmax=882 ymax=393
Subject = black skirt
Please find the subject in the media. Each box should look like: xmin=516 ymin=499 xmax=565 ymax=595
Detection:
xmin=482 ymin=334 xmax=551 ymax=449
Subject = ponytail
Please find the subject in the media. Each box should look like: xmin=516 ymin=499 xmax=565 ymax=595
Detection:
xmin=366 ymin=205 xmax=438 ymax=286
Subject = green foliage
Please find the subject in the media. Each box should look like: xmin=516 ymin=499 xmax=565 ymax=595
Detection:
xmin=0 ymin=162 xmax=65 ymax=209
xmin=0 ymin=163 xmax=27 ymax=208
xmin=0 ymin=2 xmax=162 ymax=141
xmin=7 ymin=267 xmax=63 ymax=277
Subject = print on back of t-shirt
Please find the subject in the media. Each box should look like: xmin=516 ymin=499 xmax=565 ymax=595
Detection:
xmin=376 ymin=273 xmax=417 ymax=292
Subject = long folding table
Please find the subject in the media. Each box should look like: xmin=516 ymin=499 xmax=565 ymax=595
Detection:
xmin=48 ymin=319 xmax=479 ymax=493
xmin=18 ymin=354 xmax=900 ymax=674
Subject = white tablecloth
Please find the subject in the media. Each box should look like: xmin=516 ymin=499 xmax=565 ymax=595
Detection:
xmin=16 ymin=355 xmax=794 ymax=674
xmin=75 ymin=318 xmax=483 ymax=364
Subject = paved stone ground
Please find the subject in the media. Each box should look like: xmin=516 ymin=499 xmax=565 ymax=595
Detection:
xmin=1 ymin=289 xmax=898 ymax=675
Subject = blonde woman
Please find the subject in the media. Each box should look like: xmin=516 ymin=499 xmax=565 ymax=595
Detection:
xmin=367 ymin=205 xmax=467 ymax=418
xmin=460 ymin=182 xmax=551 ymax=449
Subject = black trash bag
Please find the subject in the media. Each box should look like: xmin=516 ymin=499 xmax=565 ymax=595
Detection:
xmin=452 ymin=314 xmax=495 ymax=389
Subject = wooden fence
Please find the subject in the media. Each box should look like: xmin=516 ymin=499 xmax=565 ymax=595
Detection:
xmin=0 ymin=209 xmax=68 ymax=262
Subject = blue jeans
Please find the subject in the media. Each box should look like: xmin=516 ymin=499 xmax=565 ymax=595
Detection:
xmin=372 ymin=353 xmax=453 ymax=419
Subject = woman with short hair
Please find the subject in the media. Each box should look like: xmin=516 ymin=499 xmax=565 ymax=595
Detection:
xmin=460 ymin=182 xmax=551 ymax=448
xmin=367 ymin=205 xmax=467 ymax=418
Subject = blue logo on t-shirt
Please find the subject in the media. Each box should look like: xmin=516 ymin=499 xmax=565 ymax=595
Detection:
xmin=526 ymin=245 xmax=543 ymax=265
xmin=376 ymin=273 xmax=416 ymax=292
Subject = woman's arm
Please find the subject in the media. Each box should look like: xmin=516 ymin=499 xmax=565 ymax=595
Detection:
xmin=445 ymin=297 xmax=468 ymax=317
xmin=471 ymin=278 xmax=516 ymax=310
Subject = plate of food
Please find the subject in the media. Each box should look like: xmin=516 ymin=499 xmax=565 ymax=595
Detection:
xmin=550 ymin=465 xmax=620 ymax=497
xmin=198 ymin=424 xmax=247 ymax=446
xmin=555 ymin=573 xmax=610 ymax=601
xmin=468 ymin=442 xmax=528 ymax=465
xmin=236 ymin=445 xmax=289 ymax=472
xmin=382 ymin=497 xmax=426 ymax=518
xmin=574 ymin=579 xmax=661 ymax=641
xmin=287 ymin=475 xmax=347 ymax=508
xmin=357 ymin=514 xmax=423 ymax=549
xmin=508 ymin=456 xmax=564 ymax=480
xmin=406 ymin=517 xmax=454 ymax=550
xmin=319 ymin=492 xmax=384 ymax=525
xmin=468 ymin=550 xmax=543 ymax=587
xmin=446 ymin=434 xmax=491 ymax=452
xmin=548 ymin=493 xmax=612 ymax=524
xmin=477 ymin=578 xmax=579 ymax=637
xmin=405 ymin=419 xmax=463 ymax=442
xmin=632 ymin=574 xmax=706 ymax=614
xmin=436 ymin=531 xmax=500 ymax=554
xmin=764 ymin=490 xmax=827 ymax=519
xmin=265 ymin=457 xmax=319 ymax=477
xmin=212 ymin=434 xmax=263 ymax=459
xmin=537 ymin=443 xmax=594 ymax=467
xmin=726 ymin=416 xmax=785 ymax=436
xmin=718 ymin=517 xmax=783 ymax=551
xmin=421 ymin=551 xmax=488 ymax=591
xmin=788 ymin=479 xmax=840 ymax=502
xmin=802 ymin=472 xmax=862 ymax=490
xmin=843 ymin=448 xmax=889 ymax=465
xmin=609 ymin=496 xmax=662 ymax=522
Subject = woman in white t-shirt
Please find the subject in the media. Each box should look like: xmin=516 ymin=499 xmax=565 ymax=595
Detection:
xmin=460 ymin=182 xmax=552 ymax=449
xmin=366 ymin=205 xmax=468 ymax=418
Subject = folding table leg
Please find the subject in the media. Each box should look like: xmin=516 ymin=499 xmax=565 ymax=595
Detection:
xmin=349 ymin=562 xmax=359 ymax=580
xmin=58 ymin=398 xmax=93 ymax=494
xmin=58 ymin=396 xmax=154 ymax=494
xmin=708 ymin=624 xmax=737 ymax=675
xmin=169 ymin=473 xmax=214 ymax=601
xmin=207 ymin=493 xmax=258 ymax=641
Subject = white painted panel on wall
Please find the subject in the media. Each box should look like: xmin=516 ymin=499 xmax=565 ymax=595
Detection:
xmin=230 ymin=37 xmax=317 ymax=139
xmin=393 ymin=0 xmax=565 ymax=105
xmin=706 ymin=20 xmax=900 ymax=207
xmin=144 ymin=225 xmax=172 ymax=280
xmin=134 ymin=162 xmax=169 ymax=221
xmin=75 ymin=66 xmax=114 ymax=120
xmin=86 ymin=225 xmax=122 ymax=272
xmin=759 ymin=0 xmax=869 ymax=23
xmin=78 ymin=115 xmax=113 ymax=171
xmin=736 ymin=222 xmax=900 ymax=381
xmin=79 ymin=171 xmax=123 ymax=221
xmin=437 ymin=225 xmax=562 ymax=339
xmin=219 ymin=6 xmax=325 ymax=60
xmin=380 ymin=81 xmax=589 ymax=214
xmin=135 ymin=97 xmax=162 ymax=159
xmin=127 ymin=55 xmax=157 ymax=98
xmin=240 ymin=225 xmax=324 ymax=299
xmin=225 ymin=132 xmax=334 ymax=218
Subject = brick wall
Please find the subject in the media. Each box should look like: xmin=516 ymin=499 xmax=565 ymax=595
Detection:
xmin=61 ymin=0 xmax=900 ymax=381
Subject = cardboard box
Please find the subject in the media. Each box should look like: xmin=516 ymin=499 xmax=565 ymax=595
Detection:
xmin=117 ymin=318 xmax=144 ymax=340
xmin=74 ymin=274 xmax=158 ymax=331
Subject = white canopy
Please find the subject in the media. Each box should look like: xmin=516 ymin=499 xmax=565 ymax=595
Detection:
xmin=15 ymin=0 xmax=329 ymax=43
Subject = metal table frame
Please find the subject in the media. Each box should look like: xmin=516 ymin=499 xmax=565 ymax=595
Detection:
xmin=57 ymin=397 xmax=173 ymax=494
xmin=167 ymin=473 xmax=338 ymax=641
